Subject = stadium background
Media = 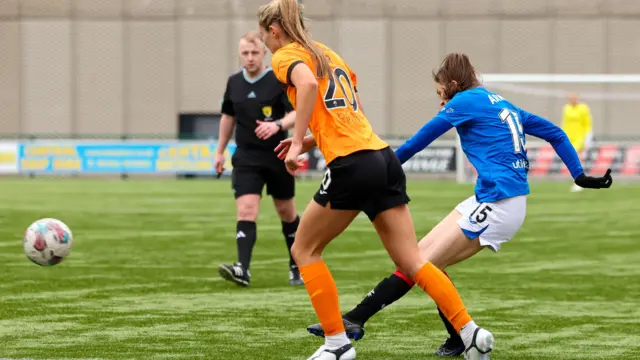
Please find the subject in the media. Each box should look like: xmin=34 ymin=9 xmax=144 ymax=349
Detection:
xmin=1 ymin=0 xmax=640 ymax=179
xmin=1 ymin=2 xmax=640 ymax=360
xmin=1 ymin=0 xmax=640 ymax=137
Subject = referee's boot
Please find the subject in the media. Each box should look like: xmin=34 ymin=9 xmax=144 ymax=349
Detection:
xmin=289 ymin=265 xmax=304 ymax=286
xmin=218 ymin=262 xmax=251 ymax=287
xmin=307 ymin=317 xmax=365 ymax=341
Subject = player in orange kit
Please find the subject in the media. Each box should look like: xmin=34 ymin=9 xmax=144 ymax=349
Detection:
xmin=258 ymin=0 xmax=494 ymax=359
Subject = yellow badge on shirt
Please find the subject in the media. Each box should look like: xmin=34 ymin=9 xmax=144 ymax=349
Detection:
xmin=262 ymin=106 xmax=273 ymax=120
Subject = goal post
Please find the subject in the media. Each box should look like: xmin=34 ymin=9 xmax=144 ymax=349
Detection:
xmin=481 ymin=73 xmax=640 ymax=84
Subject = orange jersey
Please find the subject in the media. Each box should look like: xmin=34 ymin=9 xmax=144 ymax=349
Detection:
xmin=271 ymin=42 xmax=388 ymax=164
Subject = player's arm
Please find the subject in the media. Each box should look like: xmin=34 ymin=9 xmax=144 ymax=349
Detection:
xmin=521 ymin=110 xmax=583 ymax=178
xmin=279 ymin=93 xmax=297 ymax=131
xmin=285 ymin=64 xmax=317 ymax=147
xmin=521 ymin=110 xmax=611 ymax=188
xmin=274 ymin=134 xmax=317 ymax=160
xmin=280 ymin=111 xmax=297 ymax=131
xmin=394 ymin=115 xmax=453 ymax=164
xmin=272 ymin=50 xmax=318 ymax=147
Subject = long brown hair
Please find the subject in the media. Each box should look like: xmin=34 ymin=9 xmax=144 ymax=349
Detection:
xmin=258 ymin=0 xmax=331 ymax=79
xmin=432 ymin=53 xmax=480 ymax=100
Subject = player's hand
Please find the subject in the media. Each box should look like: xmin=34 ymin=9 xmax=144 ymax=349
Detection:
xmin=255 ymin=120 xmax=280 ymax=140
xmin=574 ymin=169 xmax=613 ymax=189
xmin=283 ymin=141 xmax=305 ymax=176
xmin=214 ymin=152 xmax=225 ymax=177
xmin=275 ymin=136 xmax=315 ymax=160
xmin=275 ymin=138 xmax=295 ymax=160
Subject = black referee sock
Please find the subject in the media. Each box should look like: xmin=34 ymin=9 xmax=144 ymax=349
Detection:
xmin=236 ymin=221 xmax=257 ymax=270
xmin=282 ymin=215 xmax=299 ymax=268
xmin=344 ymin=274 xmax=413 ymax=325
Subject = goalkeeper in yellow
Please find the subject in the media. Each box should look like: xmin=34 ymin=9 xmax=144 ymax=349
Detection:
xmin=562 ymin=93 xmax=593 ymax=192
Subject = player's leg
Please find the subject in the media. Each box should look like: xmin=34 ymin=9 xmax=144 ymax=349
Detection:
xmin=306 ymin=150 xmax=473 ymax=345
xmin=369 ymin=148 xmax=494 ymax=359
xmin=305 ymin=210 xmax=476 ymax=351
xmin=293 ymin=200 xmax=359 ymax=359
xmin=308 ymin=194 xmax=522 ymax=357
xmin=406 ymin=196 xmax=525 ymax=358
xmin=305 ymin=267 xmax=418 ymax=342
xmin=414 ymin=211 xmax=484 ymax=269
xmin=306 ymin=210 xmax=475 ymax=348
xmin=341 ymin=270 xmax=464 ymax=356
xmin=301 ymin=150 xmax=393 ymax=360
xmin=306 ymin=213 xmax=459 ymax=338
xmin=343 ymin=211 xmax=458 ymax=324
xmin=372 ymin=205 xmax=494 ymax=359
xmin=266 ymin=164 xmax=302 ymax=285
xmin=218 ymin=166 xmax=265 ymax=287
xmin=417 ymin=212 xmax=475 ymax=357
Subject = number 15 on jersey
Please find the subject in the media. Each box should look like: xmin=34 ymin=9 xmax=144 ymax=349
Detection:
xmin=499 ymin=108 xmax=526 ymax=153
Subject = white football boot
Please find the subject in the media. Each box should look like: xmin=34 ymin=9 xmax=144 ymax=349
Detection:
xmin=463 ymin=327 xmax=494 ymax=360
xmin=307 ymin=344 xmax=356 ymax=360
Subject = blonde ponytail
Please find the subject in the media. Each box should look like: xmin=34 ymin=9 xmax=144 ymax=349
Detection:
xmin=259 ymin=0 xmax=331 ymax=79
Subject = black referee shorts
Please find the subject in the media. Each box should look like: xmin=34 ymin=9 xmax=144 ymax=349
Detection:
xmin=231 ymin=152 xmax=295 ymax=200
xmin=313 ymin=146 xmax=410 ymax=221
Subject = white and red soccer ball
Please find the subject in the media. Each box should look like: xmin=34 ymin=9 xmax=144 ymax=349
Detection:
xmin=23 ymin=218 xmax=73 ymax=266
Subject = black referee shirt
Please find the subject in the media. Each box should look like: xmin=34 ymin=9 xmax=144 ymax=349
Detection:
xmin=221 ymin=68 xmax=293 ymax=152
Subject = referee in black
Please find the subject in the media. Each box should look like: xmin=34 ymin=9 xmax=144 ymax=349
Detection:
xmin=216 ymin=32 xmax=301 ymax=287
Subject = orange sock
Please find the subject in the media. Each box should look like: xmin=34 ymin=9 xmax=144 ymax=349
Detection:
xmin=299 ymin=260 xmax=345 ymax=336
xmin=414 ymin=262 xmax=472 ymax=333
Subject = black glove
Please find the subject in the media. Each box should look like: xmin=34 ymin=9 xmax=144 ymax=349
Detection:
xmin=574 ymin=169 xmax=613 ymax=189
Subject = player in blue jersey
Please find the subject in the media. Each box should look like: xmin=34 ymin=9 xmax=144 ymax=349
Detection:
xmin=305 ymin=53 xmax=613 ymax=358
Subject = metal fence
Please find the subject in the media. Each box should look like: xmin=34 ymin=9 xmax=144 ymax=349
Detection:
xmin=1 ymin=0 xmax=640 ymax=139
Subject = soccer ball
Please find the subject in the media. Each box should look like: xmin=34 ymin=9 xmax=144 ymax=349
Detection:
xmin=23 ymin=218 xmax=73 ymax=266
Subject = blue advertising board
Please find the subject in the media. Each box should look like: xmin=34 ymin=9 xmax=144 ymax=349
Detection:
xmin=15 ymin=141 xmax=236 ymax=174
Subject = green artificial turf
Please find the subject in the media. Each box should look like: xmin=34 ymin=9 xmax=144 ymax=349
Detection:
xmin=1 ymin=178 xmax=639 ymax=359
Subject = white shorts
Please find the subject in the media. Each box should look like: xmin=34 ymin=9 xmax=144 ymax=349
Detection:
xmin=455 ymin=195 xmax=527 ymax=252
